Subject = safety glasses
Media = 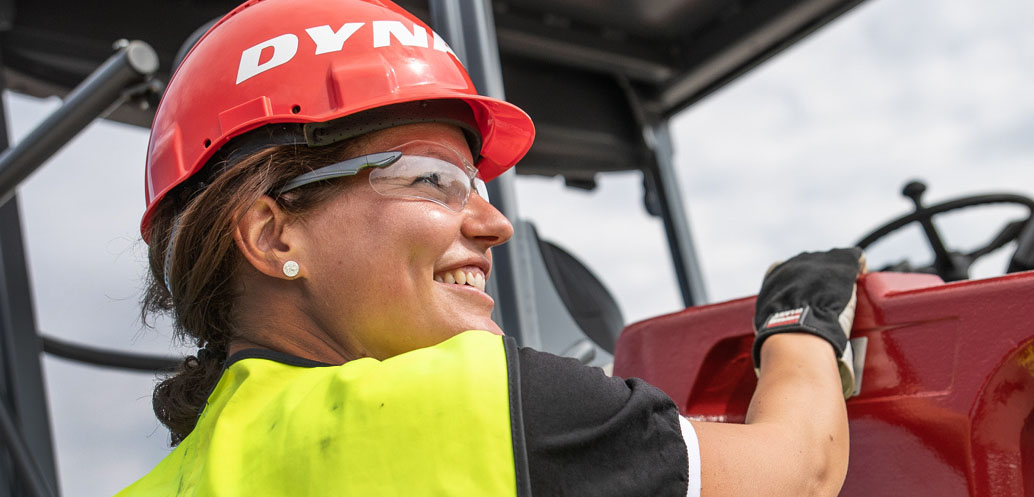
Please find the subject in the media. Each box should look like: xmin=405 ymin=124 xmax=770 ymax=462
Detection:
xmin=278 ymin=140 xmax=489 ymax=212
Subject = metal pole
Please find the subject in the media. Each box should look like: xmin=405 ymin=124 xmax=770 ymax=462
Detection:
xmin=429 ymin=0 xmax=507 ymax=98
xmin=0 ymin=40 xmax=158 ymax=206
xmin=41 ymin=335 xmax=180 ymax=373
xmin=0 ymin=38 xmax=158 ymax=496
xmin=0 ymin=56 xmax=60 ymax=495
xmin=0 ymin=406 xmax=57 ymax=497
xmin=645 ymin=120 xmax=708 ymax=307
xmin=429 ymin=0 xmax=542 ymax=348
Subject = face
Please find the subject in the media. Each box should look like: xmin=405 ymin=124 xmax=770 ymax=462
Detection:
xmin=289 ymin=123 xmax=514 ymax=360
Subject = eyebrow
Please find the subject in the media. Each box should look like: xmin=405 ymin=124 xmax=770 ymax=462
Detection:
xmin=402 ymin=146 xmax=457 ymax=162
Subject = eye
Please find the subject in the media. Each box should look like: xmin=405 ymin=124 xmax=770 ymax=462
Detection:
xmin=414 ymin=172 xmax=443 ymax=188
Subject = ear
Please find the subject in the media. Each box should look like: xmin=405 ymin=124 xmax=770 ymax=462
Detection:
xmin=233 ymin=195 xmax=304 ymax=279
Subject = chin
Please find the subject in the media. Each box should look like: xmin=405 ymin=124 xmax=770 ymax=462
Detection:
xmin=478 ymin=322 xmax=505 ymax=336
xmin=454 ymin=316 xmax=504 ymax=336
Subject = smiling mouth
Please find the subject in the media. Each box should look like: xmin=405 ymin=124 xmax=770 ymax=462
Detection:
xmin=434 ymin=268 xmax=487 ymax=292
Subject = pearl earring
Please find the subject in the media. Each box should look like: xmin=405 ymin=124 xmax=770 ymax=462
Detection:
xmin=282 ymin=260 xmax=300 ymax=278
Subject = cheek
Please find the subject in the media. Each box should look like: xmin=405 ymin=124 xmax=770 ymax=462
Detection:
xmin=356 ymin=207 xmax=463 ymax=336
xmin=308 ymin=198 xmax=462 ymax=290
xmin=333 ymin=204 xmax=461 ymax=309
xmin=383 ymin=204 xmax=460 ymax=262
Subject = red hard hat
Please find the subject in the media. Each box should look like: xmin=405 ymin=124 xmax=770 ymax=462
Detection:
xmin=142 ymin=0 xmax=534 ymax=241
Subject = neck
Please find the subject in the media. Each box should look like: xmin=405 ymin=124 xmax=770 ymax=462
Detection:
xmin=231 ymin=272 xmax=365 ymax=366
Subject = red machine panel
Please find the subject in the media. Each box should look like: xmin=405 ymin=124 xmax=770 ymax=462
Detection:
xmin=614 ymin=271 xmax=1034 ymax=496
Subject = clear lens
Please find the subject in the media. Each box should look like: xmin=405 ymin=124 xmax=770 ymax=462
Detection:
xmin=473 ymin=177 xmax=490 ymax=203
xmin=368 ymin=155 xmax=475 ymax=211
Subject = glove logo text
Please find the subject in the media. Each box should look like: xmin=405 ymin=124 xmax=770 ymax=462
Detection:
xmin=764 ymin=307 xmax=808 ymax=329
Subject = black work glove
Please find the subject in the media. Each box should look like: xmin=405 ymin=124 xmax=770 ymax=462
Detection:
xmin=753 ymin=247 xmax=866 ymax=398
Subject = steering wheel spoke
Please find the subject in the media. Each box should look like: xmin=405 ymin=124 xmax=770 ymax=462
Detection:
xmin=856 ymin=180 xmax=1034 ymax=282
xmin=965 ymin=219 xmax=1026 ymax=260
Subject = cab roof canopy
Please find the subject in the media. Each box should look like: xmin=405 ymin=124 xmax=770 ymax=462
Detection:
xmin=0 ymin=0 xmax=863 ymax=186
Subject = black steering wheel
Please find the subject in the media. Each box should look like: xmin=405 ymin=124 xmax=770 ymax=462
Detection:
xmin=855 ymin=180 xmax=1034 ymax=281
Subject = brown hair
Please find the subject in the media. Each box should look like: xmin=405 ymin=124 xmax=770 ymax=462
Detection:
xmin=143 ymin=136 xmax=364 ymax=445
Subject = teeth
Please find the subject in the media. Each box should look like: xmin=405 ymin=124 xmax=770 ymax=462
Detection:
xmin=434 ymin=268 xmax=487 ymax=292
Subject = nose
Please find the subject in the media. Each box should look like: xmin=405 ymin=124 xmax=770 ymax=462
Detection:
xmin=462 ymin=192 xmax=513 ymax=248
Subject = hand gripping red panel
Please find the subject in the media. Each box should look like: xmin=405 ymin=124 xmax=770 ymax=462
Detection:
xmin=614 ymin=271 xmax=1034 ymax=497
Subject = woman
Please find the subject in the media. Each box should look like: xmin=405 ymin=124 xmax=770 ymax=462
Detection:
xmin=119 ymin=0 xmax=862 ymax=495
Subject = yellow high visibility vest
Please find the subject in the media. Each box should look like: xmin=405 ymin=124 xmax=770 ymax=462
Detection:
xmin=117 ymin=330 xmax=522 ymax=496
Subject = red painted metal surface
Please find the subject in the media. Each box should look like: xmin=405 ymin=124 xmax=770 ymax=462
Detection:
xmin=614 ymin=271 xmax=1034 ymax=496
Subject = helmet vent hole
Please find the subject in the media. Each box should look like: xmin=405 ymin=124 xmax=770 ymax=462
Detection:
xmin=203 ymin=139 xmax=211 ymax=148
xmin=291 ymin=105 xmax=301 ymax=114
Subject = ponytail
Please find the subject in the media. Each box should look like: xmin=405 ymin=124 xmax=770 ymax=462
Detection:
xmin=152 ymin=343 xmax=227 ymax=445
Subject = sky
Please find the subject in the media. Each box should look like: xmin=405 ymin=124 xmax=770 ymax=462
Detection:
xmin=4 ymin=0 xmax=1034 ymax=494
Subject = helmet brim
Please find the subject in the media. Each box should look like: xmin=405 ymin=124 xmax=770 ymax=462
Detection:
xmin=458 ymin=94 xmax=536 ymax=182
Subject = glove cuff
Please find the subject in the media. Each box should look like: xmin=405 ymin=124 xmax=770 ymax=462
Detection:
xmin=751 ymin=305 xmax=850 ymax=366
xmin=838 ymin=343 xmax=856 ymax=398
xmin=752 ymin=304 xmax=858 ymax=399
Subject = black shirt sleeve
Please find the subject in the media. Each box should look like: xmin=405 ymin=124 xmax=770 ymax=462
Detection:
xmin=513 ymin=342 xmax=689 ymax=497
